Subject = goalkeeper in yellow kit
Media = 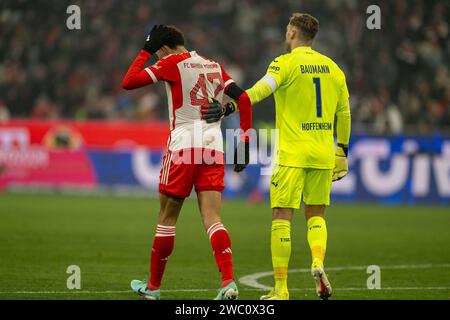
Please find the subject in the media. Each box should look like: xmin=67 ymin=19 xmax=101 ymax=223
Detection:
xmin=212 ymin=13 xmax=351 ymax=300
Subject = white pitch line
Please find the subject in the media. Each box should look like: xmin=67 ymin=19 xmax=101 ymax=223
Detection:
xmin=0 ymin=290 xmax=131 ymax=294
xmin=238 ymin=264 xmax=450 ymax=291
xmin=1 ymin=287 xmax=450 ymax=295
xmin=1 ymin=264 xmax=449 ymax=295
xmin=243 ymin=287 xmax=450 ymax=291
xmin=0 ymin=289 xmax=209 ymax=294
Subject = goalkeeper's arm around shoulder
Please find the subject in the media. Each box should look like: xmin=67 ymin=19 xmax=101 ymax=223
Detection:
xmin=221 ymin=75 xmax=276 ymax=118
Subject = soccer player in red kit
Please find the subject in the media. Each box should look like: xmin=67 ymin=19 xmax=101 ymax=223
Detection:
xmin=122 ymin=25 xmax=252 ymax=300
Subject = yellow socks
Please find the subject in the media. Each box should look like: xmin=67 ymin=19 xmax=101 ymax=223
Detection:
xmin=270 ymin=216 xmax=327 ymax=292
xmin=307 ymin=216 xmax=327 ymax=269
xmin=271 ymin=219 xmax=291 ymax=292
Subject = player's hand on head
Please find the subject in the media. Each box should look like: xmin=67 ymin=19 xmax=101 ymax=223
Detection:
xmin=201 ymin=98 xmax=224 ymax=123
xmin=233 ymin=140 xmax=250 ymax=172
xmin=143 ymin=24 xmax=171 ymax=54
xmin=332 ymin=144 xmax=348 ymax=181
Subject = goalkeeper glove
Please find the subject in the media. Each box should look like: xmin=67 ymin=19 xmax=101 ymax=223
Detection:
xmin=201 ymin=100 xmax=236 ymax=123
xmin=201 ymin=98 xmax=224 ymax=123
xmin=223 ymin=101 xmax=237 ymax=116
xmin=333 ymin=143 xmax=348 ymax=182
xmin=234 ymin=140 xmax=250 ymax=172
xmin=143 ymin=24 xmax=171 ymax=55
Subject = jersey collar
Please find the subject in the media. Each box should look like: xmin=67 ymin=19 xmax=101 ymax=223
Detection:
xmin=291 ymin=46 xmax=313 ymax=54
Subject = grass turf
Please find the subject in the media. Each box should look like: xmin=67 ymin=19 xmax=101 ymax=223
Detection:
xmin=0 ymin=192 xmax=449 ymax=300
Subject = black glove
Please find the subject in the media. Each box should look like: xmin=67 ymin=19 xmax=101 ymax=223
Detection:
xmin=201 ymin=98 xmax=224 ymax=123
xmin=201 ymin=100 xmax=236 ymax=123
xmin=223 ymin=101 xmax=236 ymax=116
xmin=234 ymin=140 xmax=250 ymax=172
xmin=143 ymin=24 xmax=171 ymax=54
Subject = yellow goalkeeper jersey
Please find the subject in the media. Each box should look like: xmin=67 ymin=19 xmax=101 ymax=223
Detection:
xmin=266 ymin=46 xmax=350 ymax=169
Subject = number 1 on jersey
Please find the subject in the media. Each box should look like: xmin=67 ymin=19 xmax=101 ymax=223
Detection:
xmin=312 ymin=77 xmax=322 ymax=118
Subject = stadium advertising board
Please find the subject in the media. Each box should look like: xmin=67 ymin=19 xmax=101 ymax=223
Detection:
xmin=0 ymin=120 xmax=448 ymax=204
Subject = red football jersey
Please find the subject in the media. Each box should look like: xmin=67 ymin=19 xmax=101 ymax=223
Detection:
xmin=123 ymin=49 xmax=251 ymax=152
xmin=145 ymin=51 xmax=236 ymax=152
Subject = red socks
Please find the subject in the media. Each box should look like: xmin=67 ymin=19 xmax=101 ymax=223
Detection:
xmin=147 ymin=225 xmax=175 ymax=290
xmin=207 ymin=222 xmax=234 ymax=287
xmin=147 ymin=222 xmax=234 ymax=290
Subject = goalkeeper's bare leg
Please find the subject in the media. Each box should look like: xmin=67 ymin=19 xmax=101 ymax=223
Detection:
xmin=197 ymin=191 xmax=238 ymax=300
xmin=260 ymin=208 xmax=293 ymax=300
xmin=305 ymin=205 xmax=332 ymax=300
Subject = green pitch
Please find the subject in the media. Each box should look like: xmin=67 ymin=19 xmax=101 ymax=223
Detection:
xmin=0 ymin=192 xmax=449 ymax=300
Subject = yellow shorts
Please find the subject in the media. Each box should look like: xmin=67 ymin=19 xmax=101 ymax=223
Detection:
xmin=270 ymin=165 xmax=333 ymax=209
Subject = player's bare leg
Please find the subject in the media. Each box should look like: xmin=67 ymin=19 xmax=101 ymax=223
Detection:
xmin=158 ymin=193 xmax=184 ymax=225
xmin=197 ymin=191 xmax=238 ymax=300
xmin=261 ymin=208 xmax=293 ymax=300
xmin=197 ymin=190 xmax=222 ymax=230
xmin=305 ymin=205 xmax=332 ymax=300
xmin=131 ymin=194 xmax=184 ymax=300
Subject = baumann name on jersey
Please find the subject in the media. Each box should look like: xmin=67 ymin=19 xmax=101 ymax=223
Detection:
xmin=300 ymin=64 xmax=330 ymax=74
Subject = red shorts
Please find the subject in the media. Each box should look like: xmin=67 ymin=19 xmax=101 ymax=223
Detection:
xmin=158 ymin=149 xmax=225 ymax=199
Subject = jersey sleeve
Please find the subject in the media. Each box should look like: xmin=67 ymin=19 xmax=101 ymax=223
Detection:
xmin=220 ymin=65 xmax=252 ymax=142
xmin=145 ymin=56 xmax=179 ymax=82
xmin=122 ymin=50 xmax=154 ymax=89
xmin=122 ymin=50 xmax=180 ymax=89
xmin=245 ymin=78 xmax=274 ymax=105
xmin=336 ymin=72 xmax=351 ymax=145
xmin=220 ymin=65 xmax=236 ymax=91
xmin=266 ymin=56 xmax=288 ymax=87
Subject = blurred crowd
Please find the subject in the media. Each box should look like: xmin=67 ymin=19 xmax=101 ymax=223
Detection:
xmin=1 ymin=0 xmax=449 ymax=134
